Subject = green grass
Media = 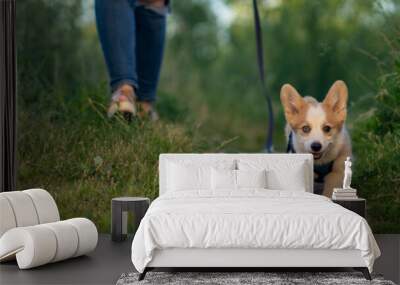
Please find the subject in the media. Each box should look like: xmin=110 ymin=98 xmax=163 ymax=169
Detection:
xmin=17 ymin=91 xmax=212 ymax=232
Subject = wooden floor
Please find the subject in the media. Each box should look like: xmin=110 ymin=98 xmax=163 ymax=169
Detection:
xmin=0 ymin=234 xmax=399 ymax=285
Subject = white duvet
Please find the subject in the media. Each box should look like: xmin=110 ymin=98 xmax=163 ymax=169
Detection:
xmin=131 ymin=190 xmax=380 ymax=273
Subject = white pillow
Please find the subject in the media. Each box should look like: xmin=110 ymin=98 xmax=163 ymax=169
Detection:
xmin=211 ymin=168 xmax=236 ymax=190
xmin=237 ymin=169 xmax=267 ymax=189
xmin=166 ymin=159 xmax=236 ymax=192
xmin=167 ymin=163 xmax=211 ymax=191
xmin=211 ymin=169 xmax=268 ymax=190
xmin=238 ymin=159 xmax=307 ymax=191
xmin=266 ymin=166 xmax=306 ymax=191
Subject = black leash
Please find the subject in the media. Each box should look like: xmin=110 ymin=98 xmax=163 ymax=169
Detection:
xmin=286 ymin=132 xmax=295 ymax=153
xmin=252 ymin=0 xmax=274 ymax=153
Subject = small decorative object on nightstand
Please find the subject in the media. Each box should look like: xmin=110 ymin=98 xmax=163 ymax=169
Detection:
xmin=332 ymin=157 xmax=365 ymax=217
xmin=111 ymin=197 xmax=150 ymax=242
xmin=332 ymin=198 xmax=366 ymax=218
xmin=332 ymin=157 xmax=358 ymax=200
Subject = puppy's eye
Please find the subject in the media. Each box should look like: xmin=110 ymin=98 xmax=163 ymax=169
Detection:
xmin=323 ymin=125 xmax=332 ymax=133
xmin=302 ymin=126 xmax=311 ymax=133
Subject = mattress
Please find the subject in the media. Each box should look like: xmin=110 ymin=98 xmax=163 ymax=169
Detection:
xmin=131 ymin=190 xmax=380 ymax=273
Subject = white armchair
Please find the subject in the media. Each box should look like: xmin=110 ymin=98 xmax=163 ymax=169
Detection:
xmin=0 ymin=189 xmax=98 ymax=269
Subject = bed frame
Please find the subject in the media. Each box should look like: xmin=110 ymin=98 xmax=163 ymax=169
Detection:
xmin=140 ymin=248 xmax=370 ymax=280
xmin=139 ymin=154 xmax=371 ymax=280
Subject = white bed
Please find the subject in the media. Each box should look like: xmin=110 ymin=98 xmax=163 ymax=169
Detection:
xmin=131 ymin=154 xmax=380 ymax=280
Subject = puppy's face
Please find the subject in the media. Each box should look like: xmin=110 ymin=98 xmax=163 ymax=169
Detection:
xmin=280 ymin=81 xmax=348 ymax=160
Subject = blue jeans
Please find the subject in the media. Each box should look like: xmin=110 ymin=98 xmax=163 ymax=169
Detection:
xmin=95 ymin=0 xmax=167 ymax=102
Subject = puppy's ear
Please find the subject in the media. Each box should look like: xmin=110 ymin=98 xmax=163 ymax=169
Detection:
xmin=280 ymin=84 xmax=305 ymax=118
xmin=323 ymin=80 xmax=348 ymax=123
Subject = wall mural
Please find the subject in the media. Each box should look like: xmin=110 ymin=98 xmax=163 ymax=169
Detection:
xmin=16 ymin=0 xmax=400 ymax=233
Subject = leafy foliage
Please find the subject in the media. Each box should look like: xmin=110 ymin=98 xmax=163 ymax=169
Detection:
xmin=352 ymin=42 xmax=400 ymax=233
xmin=16 ymin=0 xmax=400 ymax=232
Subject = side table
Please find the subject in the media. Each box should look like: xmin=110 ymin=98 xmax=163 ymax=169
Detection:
xmin=332 ymin=198 xmax=366 ymax=218
xmin=111 ymin=197 xmax=150 ymax=242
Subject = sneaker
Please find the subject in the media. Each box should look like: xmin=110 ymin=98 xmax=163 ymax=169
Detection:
xmin=137 ymin=101 xmax=159 ymax=121
xmin=107 ymin=85 xmax=137 ymax=121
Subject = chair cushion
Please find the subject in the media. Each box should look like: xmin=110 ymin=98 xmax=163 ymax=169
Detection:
xmin=42 ymin=221 xmax=79 ymax=262
xmin=0 ymin=225 xmax=57 ymax=269
xmin=0 ymin=196 xmax=17 ymax=237
xmin=65 ymin=218 xmax=98 ymax=257
xmin=0 ymin=218 xmax=97 ymax=269
xmin=23 ymin=189 xmax=60 ymax=224
xmin=0 ymin=191 xmax=39 ymax=227
xmin=0 ymin=189 xmax=60 ymax=238
xmin=0 ymin=189 xmax=97 ymax=269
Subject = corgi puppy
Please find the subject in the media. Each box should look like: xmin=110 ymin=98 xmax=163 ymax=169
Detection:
xmin=280 ymin=80 xmax=352 ymax=198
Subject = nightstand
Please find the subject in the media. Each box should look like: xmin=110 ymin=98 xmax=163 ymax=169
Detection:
xmin=111 ymin=197 xmax=150 ymax=242
xmin=332 ymin=198 xmax=366 ymax=218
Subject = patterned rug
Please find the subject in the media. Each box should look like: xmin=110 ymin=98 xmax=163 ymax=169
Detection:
xmin=116 ymin=271 xmax=396 ymax=285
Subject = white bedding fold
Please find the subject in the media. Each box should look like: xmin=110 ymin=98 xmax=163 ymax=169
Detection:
xmin=131 ymin=190 xmax=380 ymax=273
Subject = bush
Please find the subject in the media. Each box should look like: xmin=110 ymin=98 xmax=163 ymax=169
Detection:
xmin=352 ymin=45 xmax=400 ymax=233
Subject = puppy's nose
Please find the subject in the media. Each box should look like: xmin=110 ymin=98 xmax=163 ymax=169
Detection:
xmin=311 ymin=142 xmax=322 ymax=152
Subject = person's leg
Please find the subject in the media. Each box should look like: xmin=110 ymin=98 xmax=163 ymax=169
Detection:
xmin=135 ymin=1 xmax=167 ymax=105
xmin=95 ymin=0 xmax=138 ymax=92
xmin=95 ymin=0 xmax=138 ymax=119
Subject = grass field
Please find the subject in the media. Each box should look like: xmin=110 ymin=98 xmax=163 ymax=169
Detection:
xmin=16 ymin=85 xmax=213 ymax=232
